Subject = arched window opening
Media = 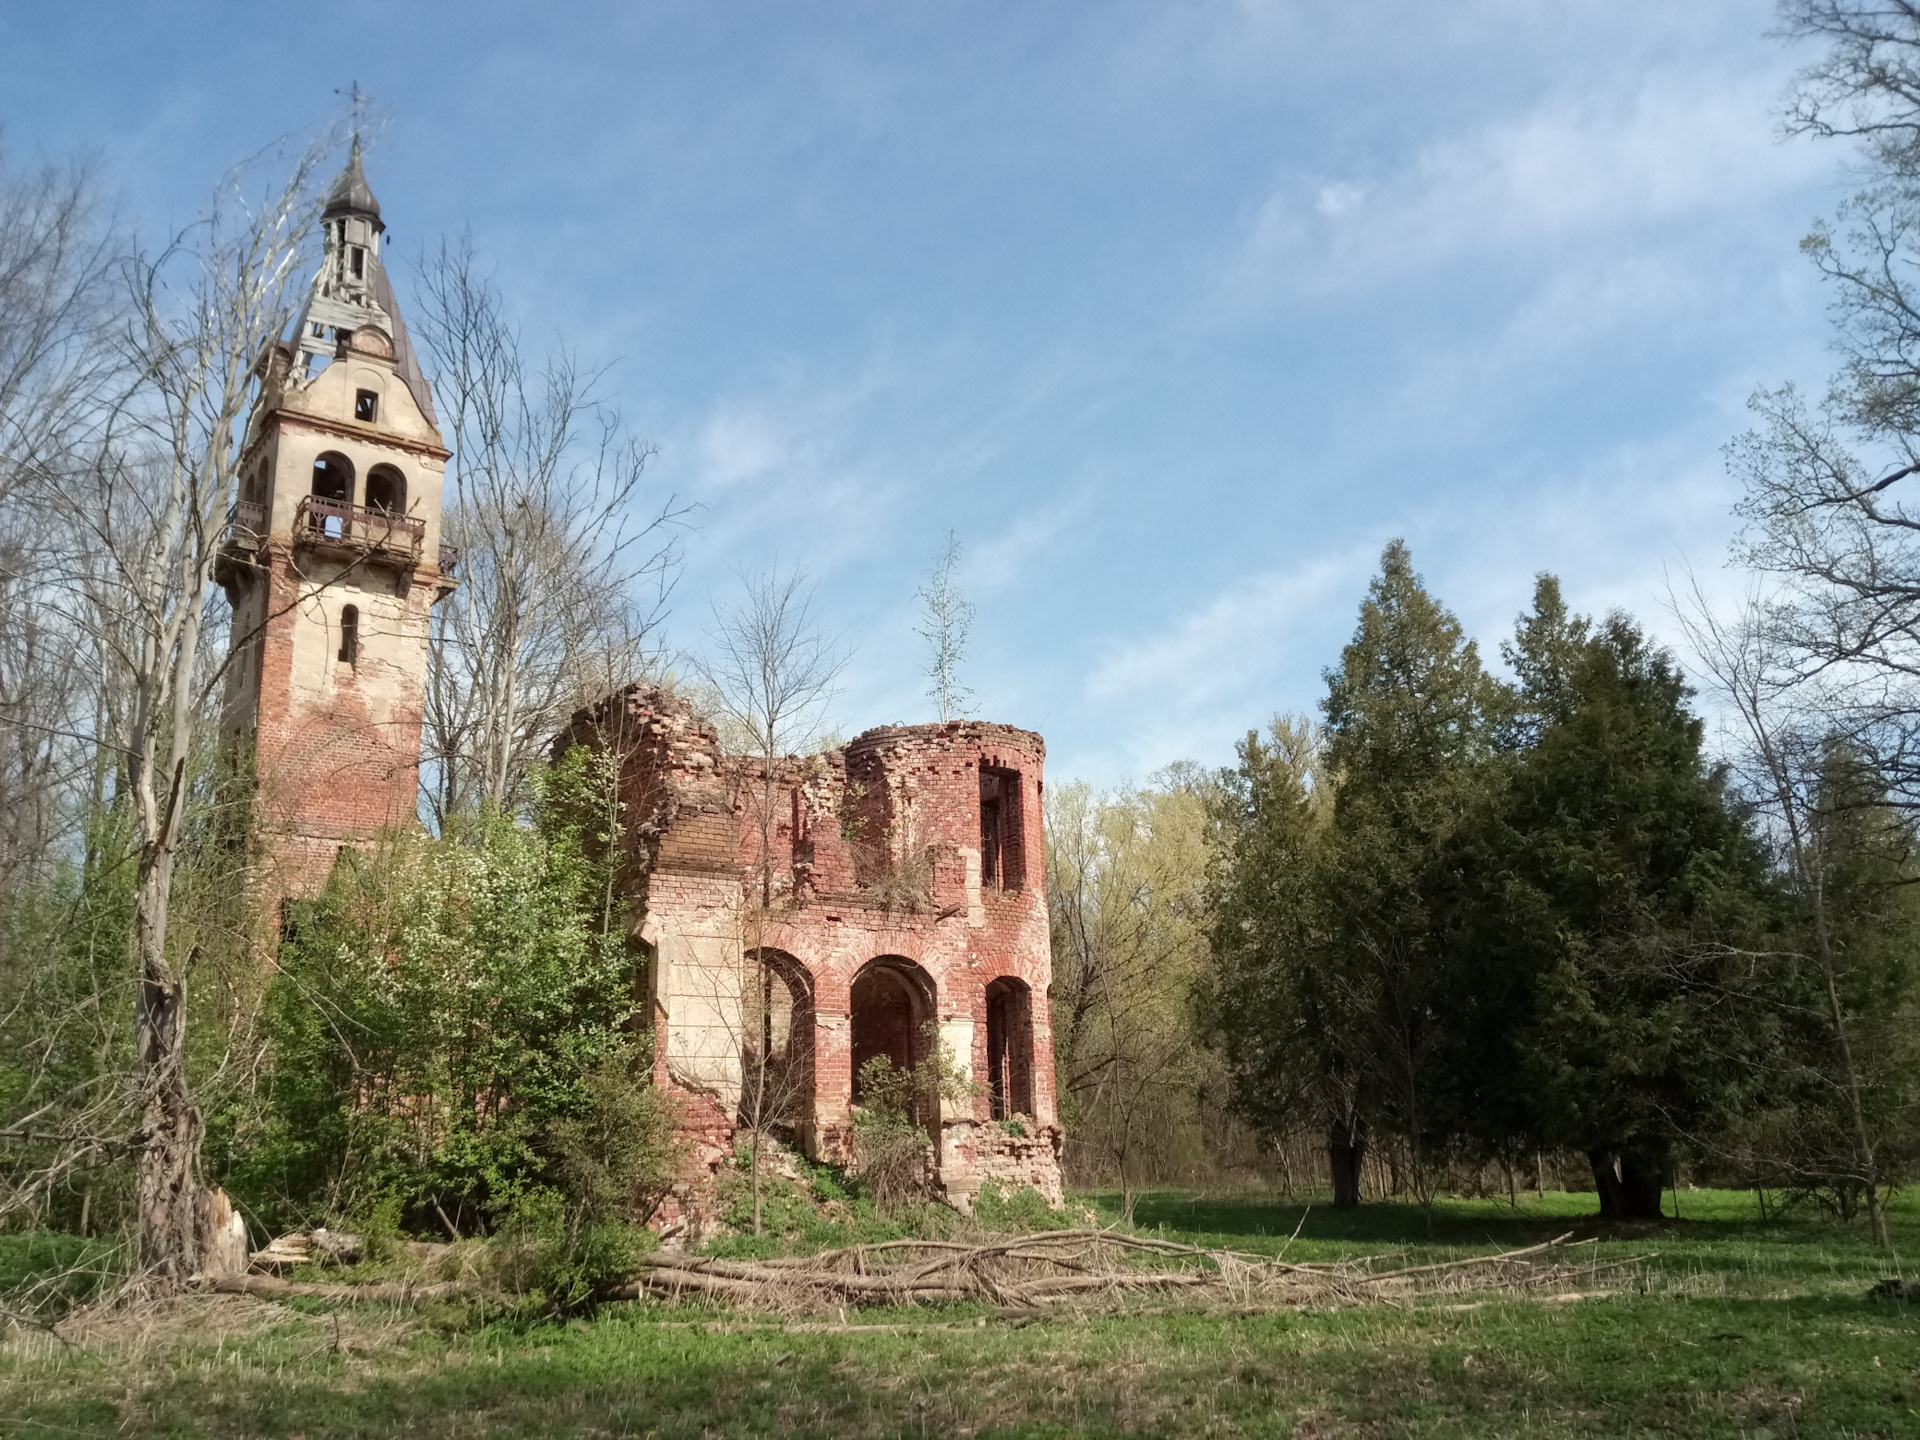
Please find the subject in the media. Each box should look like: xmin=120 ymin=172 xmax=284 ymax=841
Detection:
xmin=850 ymin=957 xmax=935 ymax=1127
xmin=741 ymin=949 xmax=815 ymax=1149
xmin=309 ymin=453 xmax=355 ymax=539
xmin=311 ymin=451 xmax=353 ymax=501
xmin=338 ymin=604 xmax=359 ymax=666
xmin=364 ymin=464 xmax=406 ymax=515
xmin=985 ymin=977 xmax=1034 ymax=1120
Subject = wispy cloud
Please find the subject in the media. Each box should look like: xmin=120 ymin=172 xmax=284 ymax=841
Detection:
xmin=965 ymin=494 xmax=1089 ymax=597
xmin=1086 ymin=544 xmax=1378 ymax=707
xmin=1223 ymin=70 xmax=1828 ymax=308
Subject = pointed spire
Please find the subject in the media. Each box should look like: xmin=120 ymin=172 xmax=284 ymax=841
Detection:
xmin=323 ymin=135 xmax=382 ymax=228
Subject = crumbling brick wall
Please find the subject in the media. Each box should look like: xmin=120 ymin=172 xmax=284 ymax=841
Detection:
xmin=560 ymin=686 xmax=1063 ymax=1212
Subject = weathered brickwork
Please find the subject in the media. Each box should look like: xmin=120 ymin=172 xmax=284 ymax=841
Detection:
xmin=229 ymin=150 xmax=1065 ymax=1217
xmin=218 ymin=147 xmax=454 ymax=910
xmin=560 ymin=684 xmax=1065 ymax=1210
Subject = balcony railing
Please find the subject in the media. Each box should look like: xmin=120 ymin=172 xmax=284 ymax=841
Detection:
xmin=295 ymin=496 xmax=425 ymax=561
xmin=225 ymin=500 xmax=268 ymax=548
xmin=437 ymin=542 xmax=460 ymax=576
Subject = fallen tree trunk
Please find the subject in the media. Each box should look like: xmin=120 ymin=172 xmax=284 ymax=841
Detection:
xmin=203 ymin=1227 xmax=1646 ymax=1319
xmin=207 ymin=1274 xmax=470 ymax=1304
xmin=612 ymin=1229 xmax=1636 ymax=1315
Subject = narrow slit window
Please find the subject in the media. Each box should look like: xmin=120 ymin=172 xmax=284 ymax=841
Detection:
xmin=351 ymin=247 xmax=365 ymax=279
xmin=355 ymin=389 xmax=378 ymax=423
xmin=986 ymin=977 xmax=1035 ymax=1120
xmin=338 ymin=604 xmax=359 ymax=666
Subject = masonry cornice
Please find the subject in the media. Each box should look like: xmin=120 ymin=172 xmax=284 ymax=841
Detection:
xmin=255 ymin=408 xmax=452 ymax=464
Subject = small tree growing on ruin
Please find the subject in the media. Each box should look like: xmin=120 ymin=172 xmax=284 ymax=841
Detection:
xmin=700 ymin=566 xmax=846 ymax=1232
xmin=915 ymin=530 xmax=974 ymax=722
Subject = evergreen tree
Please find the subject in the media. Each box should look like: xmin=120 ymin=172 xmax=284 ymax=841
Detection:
xmin=1209 ymin=542 xmax=1499 ymax=1210
xmin=1203 ymin=718 xmax=1332 ymax=1180
xmin=1485 ymin=605 xmax=1778 ymax=1217
xmin=1317 ymin=541 xmax=1500 ymax=1212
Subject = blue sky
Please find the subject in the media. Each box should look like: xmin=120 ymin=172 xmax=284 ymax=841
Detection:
xmin=0 ymin=1 xmax=1850 ymax=783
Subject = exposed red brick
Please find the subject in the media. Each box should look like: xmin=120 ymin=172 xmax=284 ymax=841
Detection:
xmin=562 ymin=684 xmax=1064 ymax=1210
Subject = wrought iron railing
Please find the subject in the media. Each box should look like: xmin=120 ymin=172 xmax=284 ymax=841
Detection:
xmin=225 ymin=500 xmax=268 ymax=547
xmin=437 ymin=543 xmax=460 ymax=576
xmin=294 ymin=496 xmax=425 ymax=559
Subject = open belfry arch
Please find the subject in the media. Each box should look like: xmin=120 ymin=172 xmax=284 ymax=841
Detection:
xmin=556 ymin=688 xmax=1065 ymax=1209
xmin=218 ymin=139 xmax=455 ymax=904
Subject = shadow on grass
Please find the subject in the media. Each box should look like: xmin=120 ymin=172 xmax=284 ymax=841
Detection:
xmin=1083 ymin=1186 xmax=1908 ymax=1261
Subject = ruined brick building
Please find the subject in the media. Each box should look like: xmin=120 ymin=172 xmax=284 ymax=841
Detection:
xmin=222 ymin=149 xmax=1062 ymax=1207
xmin=556 ymin=688 xmax=1064 ymax=1208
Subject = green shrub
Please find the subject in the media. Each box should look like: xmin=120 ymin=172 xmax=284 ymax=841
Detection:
xmin=225 ymin=749 xmax=675 ymax=1239
xmin=489 ymin=1187 xmax=656 ymax=1315
xmin=850 ymin=1027 xmax=977 ymax=1213
xmin=973 ymin=1181 xmax=1068 ymax=1231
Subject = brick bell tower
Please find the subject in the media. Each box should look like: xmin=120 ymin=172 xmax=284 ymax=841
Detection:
xmin=218 ymin=139 xmax=455 ymax=903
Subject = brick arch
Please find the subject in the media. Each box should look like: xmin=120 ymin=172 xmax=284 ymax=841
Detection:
xmin=985 ymin=975 xmax=1035 ymax=1120
xmin=741 ymin=947 xmax=814 ymax=1145
xmin=850 ymin=955 xmax=934 ymax=1112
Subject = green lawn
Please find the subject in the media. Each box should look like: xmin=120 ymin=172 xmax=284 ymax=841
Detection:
xmin=3 ymin=1189 xmax=1916 ymax=1438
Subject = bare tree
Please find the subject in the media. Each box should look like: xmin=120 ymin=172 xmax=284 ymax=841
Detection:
xmin=915 ymin=530 xmax=974 ymax=722
xmin=24 ymin=136 xmax=334 ymax=1284
xmin=1678 ymin=585 xmax=1903 ymax=1245
xmin=0 ymin=145 xmax=128 ymax=893
xmin=411 ymin=236 xmax=685 ymax=826
xmin=1729 ymin=8 xmax=1920 ymax=804
xmin=699 ymin=567 xmax=846 ymax=1232
xmin=1782 ymin=2 xmax=1920 ymax=169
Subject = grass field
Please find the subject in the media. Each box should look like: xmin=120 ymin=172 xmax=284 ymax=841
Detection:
xmin=2 ymin=1187 xmax=1916 ymax=1438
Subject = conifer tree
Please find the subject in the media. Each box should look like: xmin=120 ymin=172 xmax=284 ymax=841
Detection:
xmin=1316 ymin=541 xmax=1499 ymax=1212
xmin=1486 ymin=605 xmax=1777 ymax=1217
xmin=1210 ymin=542 xmax=1498 ymax=1209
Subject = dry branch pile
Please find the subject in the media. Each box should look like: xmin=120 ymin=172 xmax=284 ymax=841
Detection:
xmin=611 ymin=1228 xmax=1640 ymax=1314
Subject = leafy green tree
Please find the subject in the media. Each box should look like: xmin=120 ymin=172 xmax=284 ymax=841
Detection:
xmin=1047 ymin=772 xmax=1217 ymax=1211
xmin=1209 ymin=542 xmax=1498 ymax=1211
xmin=224 ymin=748 xmax=672 ymax=1236
xmin=1476 ymin=598 xmax=1779 ymax=1218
